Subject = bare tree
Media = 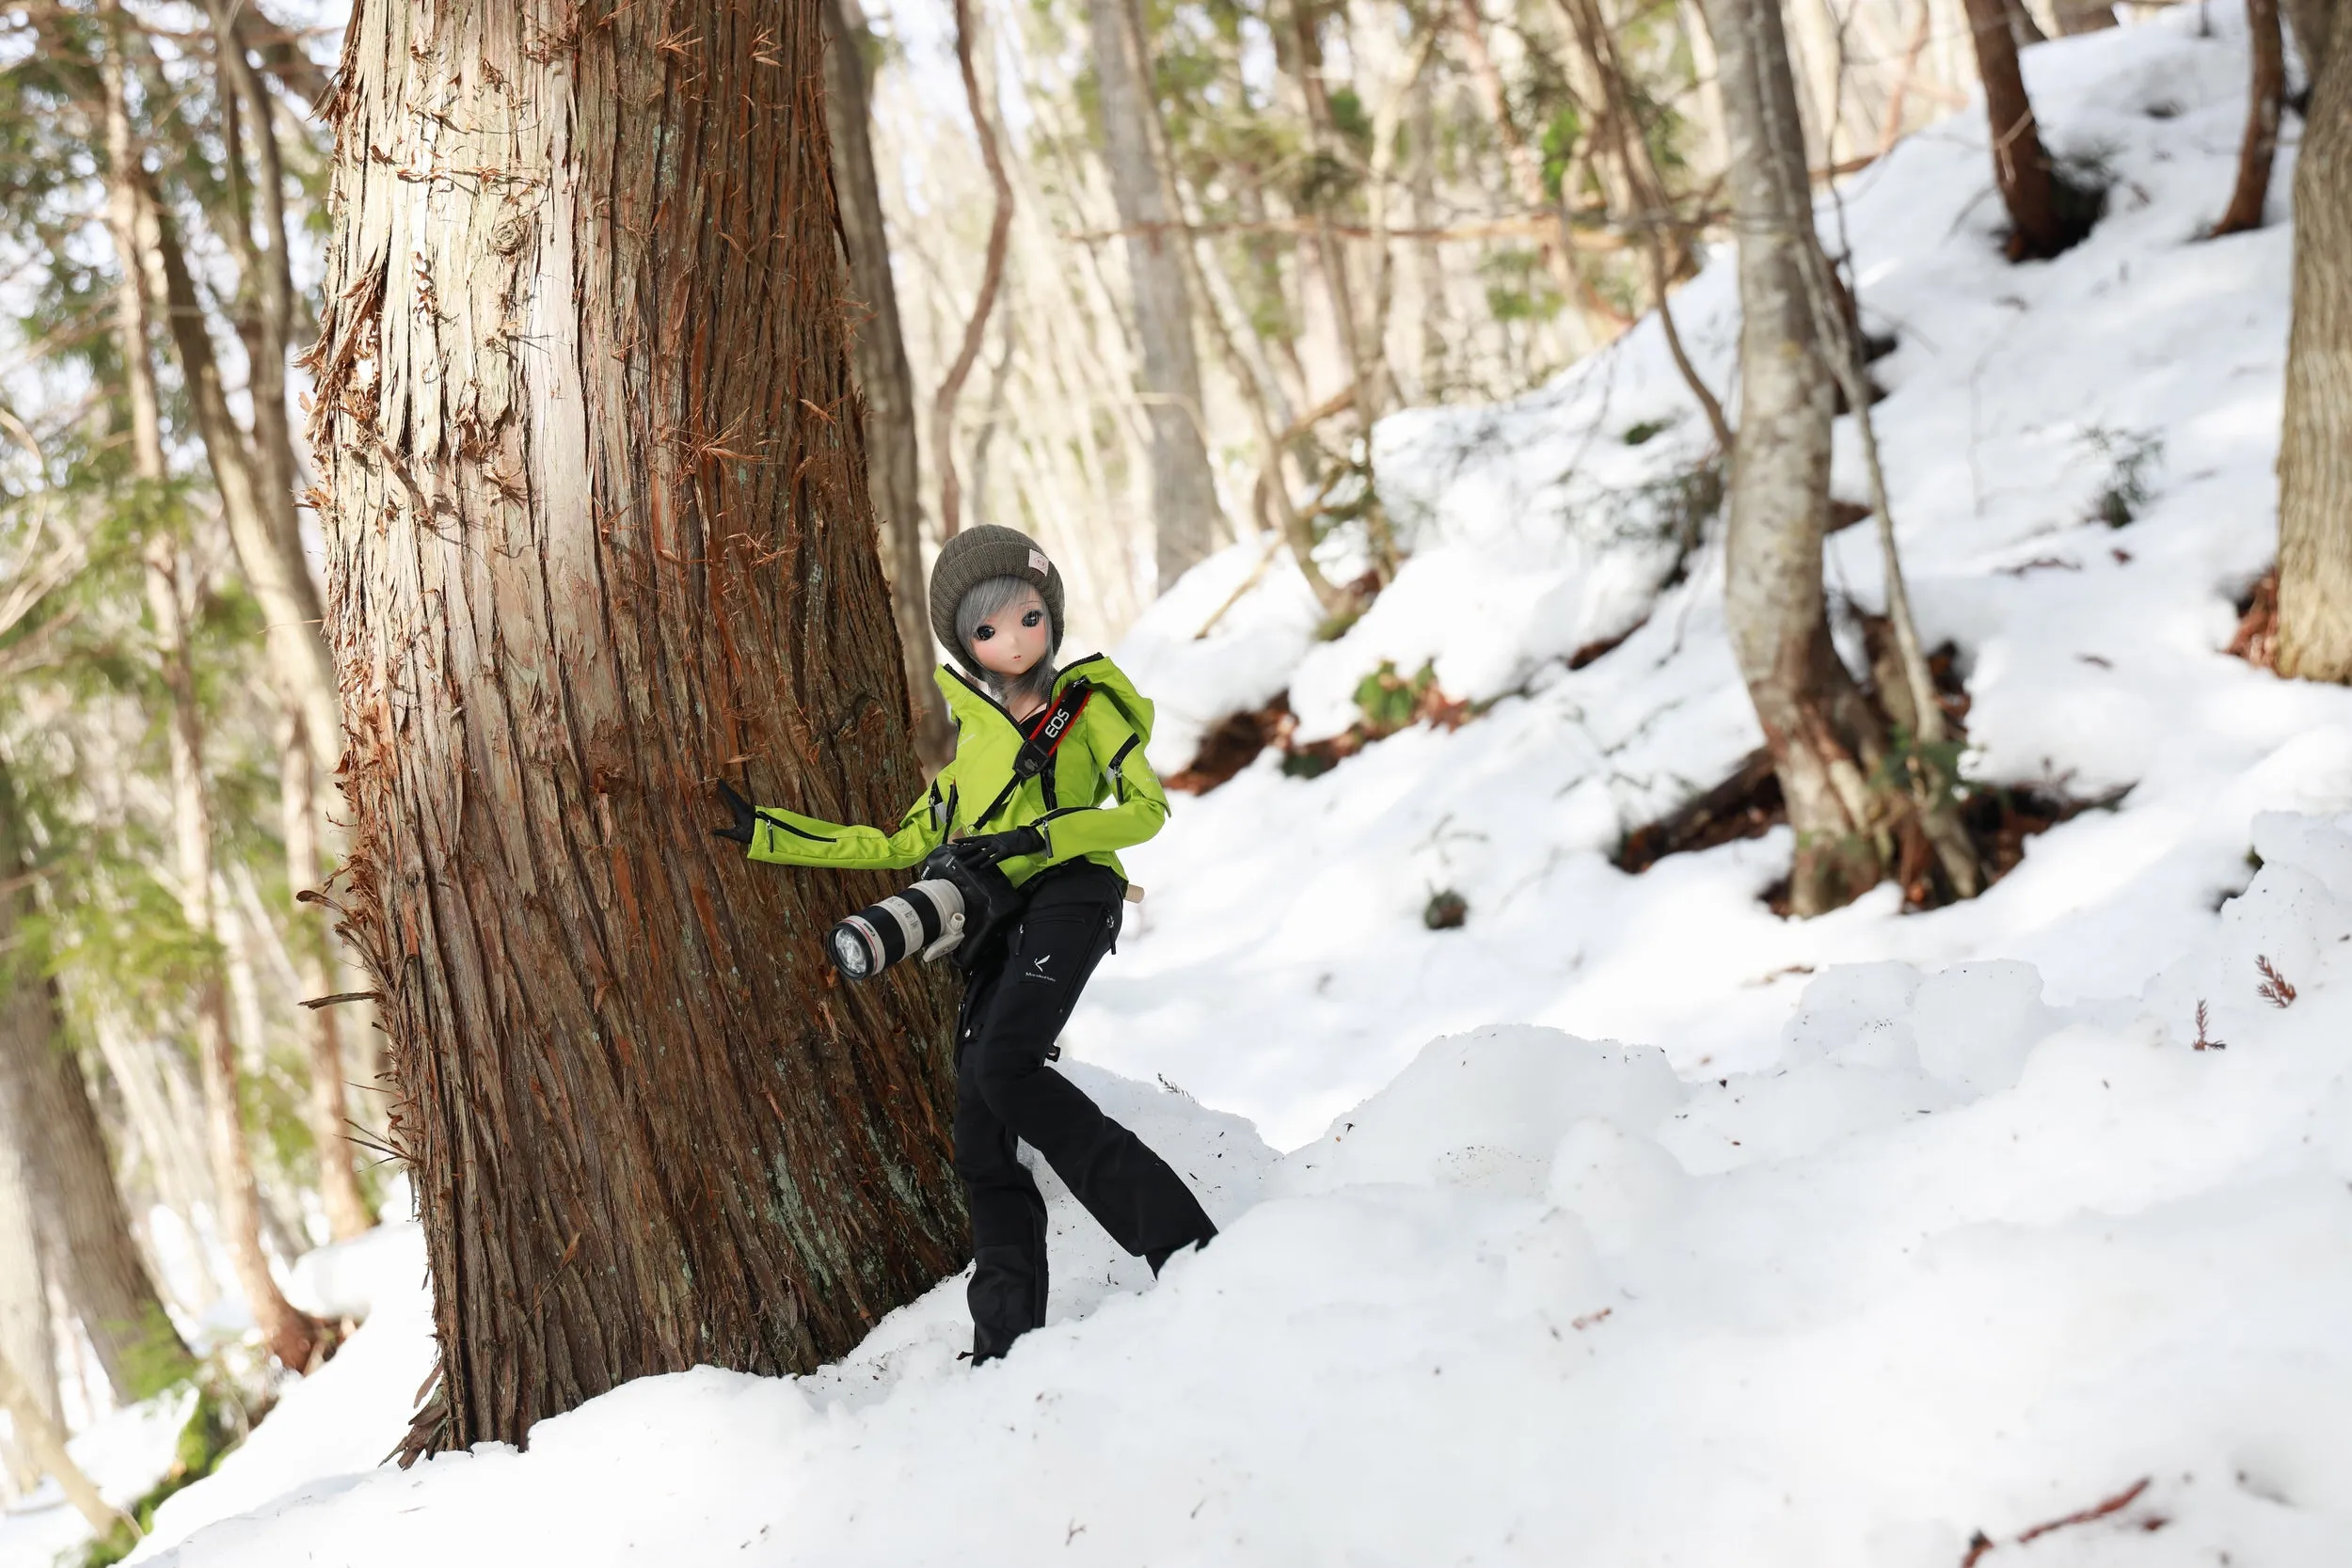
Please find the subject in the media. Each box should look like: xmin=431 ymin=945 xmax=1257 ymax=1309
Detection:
xmin=823 ymin=0 xmax=955 ymax=768
xmin=144 ymin=537 xmax=323 ymax=1374
xmin=1959 ymin=0 xmax=2082 ymax=258
xmin=0 ymin=1121 xmax=57 ymax=1478
xmin=1703 ymin=0 xmax=1965 ymax=916
xmin=934 ymin=0 xmax=1019 ymax=537
xmin=0 ymin=1349 xmax=131 ymax=1539
xmin=1092 ymin=0 xmax=1227 ymax=589
xmin=2278 ymin=0 xmax=2352 ymax=677
xmin=2215 ymin=0 xmax=2285 ymax=236
xmin=94 ymin=5 xmax=375 ymax=1240
xmin=307 ymin=0 xmax=969 ymax=1456
xmin=0 ymin=763 xmax=194 ymax=1399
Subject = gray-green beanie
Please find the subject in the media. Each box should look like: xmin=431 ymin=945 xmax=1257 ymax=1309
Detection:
xmin=929 ymin=524 xmax=1066 ymax=675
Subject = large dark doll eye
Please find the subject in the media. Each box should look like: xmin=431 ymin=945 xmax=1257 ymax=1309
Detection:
xmin=973 ymin=624 xmax=995 ymax=641
xmin=1021 ymin=609 xmax=1043 ymax=628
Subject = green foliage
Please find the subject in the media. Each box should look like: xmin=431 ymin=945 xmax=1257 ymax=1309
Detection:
xmin=1538 ymin=104 xmax=1584 ymax=203
xmin=1622 ymin=419 xmax=1669 ymax=447
xmin=1353 ymin=659 xmax=1438 ymax=736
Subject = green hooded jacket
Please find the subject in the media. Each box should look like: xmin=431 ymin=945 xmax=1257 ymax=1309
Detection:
xmin=742 ymin=654 xmax=1169 ymax=886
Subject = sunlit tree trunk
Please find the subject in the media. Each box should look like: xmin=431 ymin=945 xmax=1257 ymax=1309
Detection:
xmin=823 ymin=0 xmax=955 ymax=767
xmin=308 ymin=0 xmax=968 ymax=1457
xmin=144 ymin=539 xmax=322 ymax=1373
xmin=1705 ymin=0 xmax=1893 ymax=916
xmin=2278 ymin=0 xmax=2352 ymax=677
xmin=1093 ymin=0 xmax=1225 ymax=589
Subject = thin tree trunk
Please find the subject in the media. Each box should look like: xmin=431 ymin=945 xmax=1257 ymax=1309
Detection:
xmin=2277 ymin=3 xmax=2352 ymax=679
xmin=822 ymin=0 xmax=954 ymax=768
xmin=278 ymin=712 xmax=373 ymax=1239
xmin=144 ymin=537 xmax=321 ymax=1374
xmin=0 ymin=768 xmax=195 ymax=1399
xmin=2213 ymin=0 xmax=2284 ymax=237
xmin=0 ymin=1122 xmax=58 ymax=1472
xmin=0 ymin=1350 xmax=130 ymax=1539
xmin=1094 ymin=0 xmax=1226 ymax=590
xmin=933 ymin=0 xmax=1018 ymax=539
xmin=307 ymin=0 xmax=968 ymax=1457
xmin=1959 ymin=0 xmax=2073 ymax=258
xmin=1704 ymin=0 xmax=1891 ymax=916
xmin=98 ymin=0 xmax=162 ymax=483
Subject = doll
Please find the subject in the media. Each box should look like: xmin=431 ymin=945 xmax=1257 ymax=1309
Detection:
xmin=714 ymin=525 xmax=1216 ymax=1363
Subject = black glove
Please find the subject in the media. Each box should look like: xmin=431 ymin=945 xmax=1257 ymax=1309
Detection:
xmin=952 ymin=826 xmax=1047 ymax=866
xmin=711 ymin=780 xmax=757 ymax=846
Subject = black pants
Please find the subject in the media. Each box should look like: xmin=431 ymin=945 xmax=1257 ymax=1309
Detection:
xmin=953 ymin=861 xmax=1216 ymax=1362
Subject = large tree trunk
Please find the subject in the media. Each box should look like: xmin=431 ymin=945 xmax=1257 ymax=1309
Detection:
xmin=1092 ymin=0 xmax=1225 ymax=591
xmin=0 ymin=766 xmax=194 ymax=1399
xmin=822 ymin=0 xmax=955 ymax=768
xmin=307 ymin=0 xmax=968 ymax=1458
xmin=1704 ymin=0 xmax=1892 ymax=917
xmin=1959 ymin=0 xmax=2075 ymax=259
xmin=2278 ymin=1 xmax=2352 ymax=678
xmin=144 ymin=538 xmax=322 ymax=1375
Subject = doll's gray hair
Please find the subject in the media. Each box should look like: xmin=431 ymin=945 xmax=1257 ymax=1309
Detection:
xmin=953 ymin=575 xmax=1059 ymax=713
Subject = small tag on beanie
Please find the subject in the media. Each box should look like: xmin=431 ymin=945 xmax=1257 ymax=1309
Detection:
xmin=1028 ymin=548 xmax=1050 ymax=578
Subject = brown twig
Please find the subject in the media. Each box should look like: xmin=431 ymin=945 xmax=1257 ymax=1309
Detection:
xmin=2014 ymin=1477 xmax=2152 ymax=1543
xmin=2193 ymin=1000 xmax=2226 ymax=1051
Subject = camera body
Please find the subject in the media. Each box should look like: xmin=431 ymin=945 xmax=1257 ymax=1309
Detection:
xmin=828 ymin=845 xmax=1019 ymax=980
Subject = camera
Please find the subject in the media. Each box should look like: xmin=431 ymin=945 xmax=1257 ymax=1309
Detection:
xmin=828 ymin=845 xmax=1016 ymax=980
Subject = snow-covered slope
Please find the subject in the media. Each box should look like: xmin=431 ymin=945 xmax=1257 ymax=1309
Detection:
xmin=1096 ymin=3 xmax=2328 ymax=1148
xmin=32 ymin=8 xmax=2352 ymax=1567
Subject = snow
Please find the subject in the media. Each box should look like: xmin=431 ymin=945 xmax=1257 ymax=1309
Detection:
xmin=23 ymin=7 xmax=2352 ymax=1565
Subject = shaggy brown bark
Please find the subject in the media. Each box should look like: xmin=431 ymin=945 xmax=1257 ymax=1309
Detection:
xmin=1705 ymin=0 xmax=1895 ymax=916
xmin=1960 ymin=0 xmax=2074 ymax=258
xmin=2278 ymin=0 xmax=2352 ymax=678
xmin=307 ymin=0 xmax=968 ymax=1457
xmin=0 ymin=764 xmax=193 ymax=1399
xmin=2214 ymin=0 xmax=2284 ymax=236
xmin=823 ymin=0 xmax=955 ymax=768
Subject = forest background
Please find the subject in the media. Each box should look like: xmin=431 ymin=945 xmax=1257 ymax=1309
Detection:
xmin=0 ymin=0 xmax=2335 ymax=1550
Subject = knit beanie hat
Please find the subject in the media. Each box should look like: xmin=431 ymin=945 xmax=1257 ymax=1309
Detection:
xmin=929 ymin=524 xmax=1066 ymax=675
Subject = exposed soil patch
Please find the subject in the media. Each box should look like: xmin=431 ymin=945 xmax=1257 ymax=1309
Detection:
xmin=2229 ymin=567 xmax=2279 ymax=672
xmin=1166 ymin=671 xmax=1479 ymax=795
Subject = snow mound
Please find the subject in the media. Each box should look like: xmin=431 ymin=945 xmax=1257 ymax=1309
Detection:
xmin=139 ymin=811 xmax=2352 ymax=1565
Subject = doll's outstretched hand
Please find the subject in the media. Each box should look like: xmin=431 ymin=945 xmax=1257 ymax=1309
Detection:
xmin=953 ymin=825 xmax=1047 ymax=866
xmin=711 ymin=780 xmax=757 ymax=846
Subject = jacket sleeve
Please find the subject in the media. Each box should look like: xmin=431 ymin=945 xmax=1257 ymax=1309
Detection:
xmin=1036 ymin=709 xmax=1169 ymax=863
xmin=743 ymin=764 xmax=956 ymax=872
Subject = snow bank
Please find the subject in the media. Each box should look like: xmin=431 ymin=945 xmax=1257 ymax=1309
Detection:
xmin=137 ymin=813 xmax=2352 ymax=1564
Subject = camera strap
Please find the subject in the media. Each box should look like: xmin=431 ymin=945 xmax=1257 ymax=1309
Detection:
xmin=973 ymin=677 xmax=1093 ymax=830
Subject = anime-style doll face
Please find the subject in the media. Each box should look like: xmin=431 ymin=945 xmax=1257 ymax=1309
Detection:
xmin=967 ymin=583 xmax=1051 ymax=681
